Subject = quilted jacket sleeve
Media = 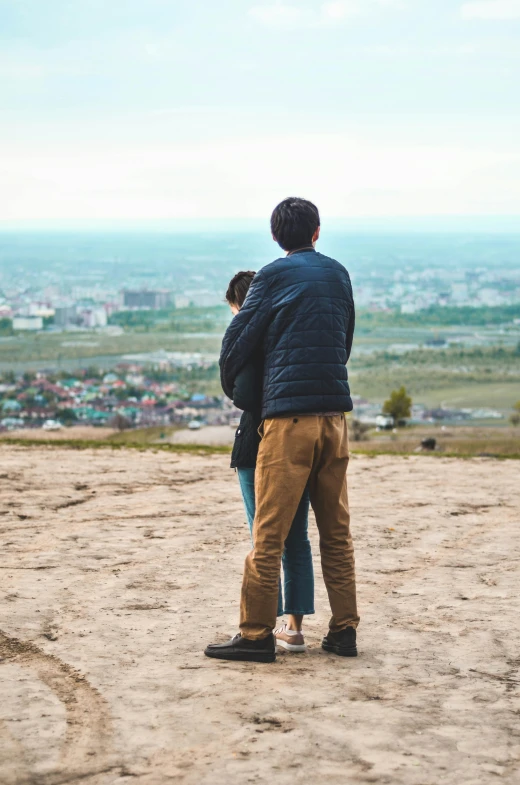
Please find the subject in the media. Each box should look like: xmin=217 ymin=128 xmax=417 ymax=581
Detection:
xmin=233 ymin=361 xmax=262 ymax=413
xmin=346 ymin=301 xmax=355 ymax=362
xmin=220 ymin=270 xmax=272 ymax=400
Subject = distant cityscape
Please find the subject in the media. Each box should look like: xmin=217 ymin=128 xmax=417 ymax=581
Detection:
xmin=356 ymin=266 xmax=520 ymax=314
xmin=1 ymin=231 xmax=519 ymax=332
xmin=0 ymin=232 xmax=518 ymax=431
xmin=2 ymin=263 xmax=520 ymax=333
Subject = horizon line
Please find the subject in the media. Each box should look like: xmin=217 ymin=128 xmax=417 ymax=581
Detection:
xmin=1 ymin=215 xmax=520 ymax=234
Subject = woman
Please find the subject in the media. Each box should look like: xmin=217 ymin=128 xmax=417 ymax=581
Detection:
xmin=225 ymin=271 xmax=314 ymax=652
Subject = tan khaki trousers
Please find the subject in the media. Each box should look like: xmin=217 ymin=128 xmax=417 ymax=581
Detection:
xmin=240 ymin=415 xmax=359 ymax=640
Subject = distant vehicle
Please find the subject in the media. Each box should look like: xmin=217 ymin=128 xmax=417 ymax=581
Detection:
xmin=0 ymin=417 xmax=24 ymax=430
xmin=42 ymin=419 xmax=63 ymax=431
xmin=375 ymin=414 xmax=394 ymax=430
xmin=188 ymin=420 xmax=202 ymax=430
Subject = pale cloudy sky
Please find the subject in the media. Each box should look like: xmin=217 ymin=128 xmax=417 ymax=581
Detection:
xmin=0 ymin=0 xmax=519 ymax=226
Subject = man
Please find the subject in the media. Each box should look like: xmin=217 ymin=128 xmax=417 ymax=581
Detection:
xmin=205 ymin=197 xmax=359 ymax=663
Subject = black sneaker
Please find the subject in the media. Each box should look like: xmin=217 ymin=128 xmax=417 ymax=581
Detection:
xmin=322 ymin=626 xmax=358 ymax=657
xmin=204 ymin=633 xmax=276 ymax=663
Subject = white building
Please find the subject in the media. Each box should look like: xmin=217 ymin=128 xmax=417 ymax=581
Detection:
xmin=451 ymin=283 xmax=469 ymax=304
xmin=174 ymin=295 xmax=191 ymax=309
xmin=182 ymin=291 xmax=222 ymax=308
xmin=27 ymin=303 xmax=55 ymax=318
xmin=478 ymin=288 xmax=502 ymax=307
xmin=13 ymin=316 xmax=43 ymax=331
xmin=80 ymin=307 xmax=107 ymax=328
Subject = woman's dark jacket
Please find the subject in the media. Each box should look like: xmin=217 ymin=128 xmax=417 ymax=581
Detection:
xmin=220 ymin=249 xmax=355 ymax=419
xmin=230 ymin=354 xmax=263 ymax=470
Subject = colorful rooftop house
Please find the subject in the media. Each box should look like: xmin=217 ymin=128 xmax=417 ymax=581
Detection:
xmin=72 ymin=406 xmax=108 ymax=422
xmin=117 ymin=406 xmax=139 ymax=418
xmin=91 ymin=411 xmax=110 ymax=422
xmin=2 ymin=399 xmax=22 ymax=412
xmin=103 ymin=373 xmax=118 ymax=384
xmin=83 ymin=391 xmax=100 ymax=402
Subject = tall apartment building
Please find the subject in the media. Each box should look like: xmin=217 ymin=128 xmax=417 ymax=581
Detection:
xmin=54 ymin=304 xmax=78 ymax=326
xmin=123 ymin=290 xmax=171 ymax=310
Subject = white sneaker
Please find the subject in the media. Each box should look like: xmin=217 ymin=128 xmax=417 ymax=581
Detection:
xmin=274 ymin=623 xmax=307 ymax=652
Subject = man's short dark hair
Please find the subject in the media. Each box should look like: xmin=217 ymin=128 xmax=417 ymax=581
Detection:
xmin=226 ymin=270 xmax=256 ymax=308
xmin=270 ymin=197 xmax=320 ymax=252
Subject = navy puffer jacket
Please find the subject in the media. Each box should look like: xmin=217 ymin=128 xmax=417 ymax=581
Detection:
xmin=220 ymin=248 xmax=355 ymax=419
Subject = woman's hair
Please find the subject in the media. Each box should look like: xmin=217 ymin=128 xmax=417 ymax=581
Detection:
xmin=226 ymin=270 xmax=256 ymax=309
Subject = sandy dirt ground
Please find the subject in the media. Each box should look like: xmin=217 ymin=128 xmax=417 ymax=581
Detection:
xmin=0 ymin=446 xmax=519 ymax=785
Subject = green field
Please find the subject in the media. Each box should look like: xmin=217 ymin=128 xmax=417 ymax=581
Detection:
xmin=2 ymin=426 xmax=518 ymax=459
xmin=351 ymin=424 xmax=520 ymax=458
xmin=0 ymin=331 xmax=223 ymax=369
xmin=351 ymin=376 xmax=520 ymax=411
xmin=349 ymin=343 xmax=520 ymax=410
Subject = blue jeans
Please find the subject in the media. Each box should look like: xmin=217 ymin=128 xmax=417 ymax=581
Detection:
xmin=237 ymin=468 xmax=314 ymax=616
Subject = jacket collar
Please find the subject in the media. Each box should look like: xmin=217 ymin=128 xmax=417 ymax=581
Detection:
xmin=286 ymin=247 xmax=317 ymax=257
